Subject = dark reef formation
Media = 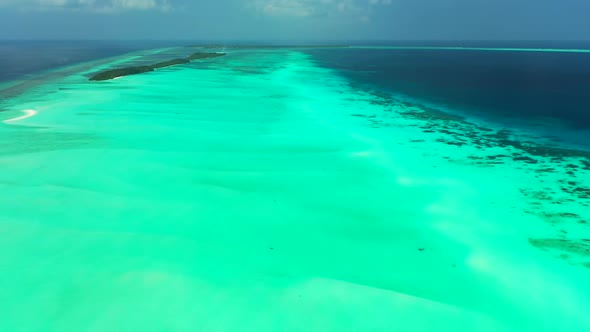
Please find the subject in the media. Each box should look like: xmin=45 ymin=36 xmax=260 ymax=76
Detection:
xmin=354 ymin=89 xmax=590 ymax=268
xmin=90 ymin=52 xmax=225 ymax=81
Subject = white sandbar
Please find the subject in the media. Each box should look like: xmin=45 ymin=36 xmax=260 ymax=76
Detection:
xmin=3 ymin=109 xmax=38 ymax=123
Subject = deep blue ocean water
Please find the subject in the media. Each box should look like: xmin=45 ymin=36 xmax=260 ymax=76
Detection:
xmin=0 ymin=41 xmax=178 ymax=83
xmin=306 ymin=42 xmax=590 ymax=146
xmin=2 ymin=41 xmax=590 ymax=147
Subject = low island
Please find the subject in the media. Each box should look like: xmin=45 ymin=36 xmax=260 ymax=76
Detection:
xmin=90 ymin=52 xmax=225 ymax=81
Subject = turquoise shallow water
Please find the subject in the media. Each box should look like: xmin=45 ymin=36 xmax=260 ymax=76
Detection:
xmin=1 ymin=48 xmax=590 ymax=331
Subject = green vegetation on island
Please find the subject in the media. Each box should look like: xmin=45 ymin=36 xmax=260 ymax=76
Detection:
xmin=187 ymin=52 xmax=227 ymax=60
xmin=90 ymin=52 xmax=226 ymax=81
xmin=190 ymin=45 xmax=350 ymax=50
xmin=89 ymin=66 xmax=154 ymax=81
xmin=151 ymin=58 xmax=190 ymax=69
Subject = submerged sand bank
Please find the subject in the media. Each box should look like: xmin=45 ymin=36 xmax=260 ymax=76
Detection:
xmin=0 ymin=49 xmax=588 ymax=331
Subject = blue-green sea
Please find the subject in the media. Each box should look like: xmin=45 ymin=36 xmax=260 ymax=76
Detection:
xmin=1 ymin=45 xmax=590 ymax=331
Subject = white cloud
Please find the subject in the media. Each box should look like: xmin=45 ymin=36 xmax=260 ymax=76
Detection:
xmin=0 ymin=0 xmax=172 ymax=13
xmin=251 ymin=0 xmax=391 ymax=19
xmin=260 ymin=0 xmax=316 ymax=17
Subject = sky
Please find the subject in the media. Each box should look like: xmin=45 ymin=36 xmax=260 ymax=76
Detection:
xmin=0 ymin=0 xmax=589 ymax=41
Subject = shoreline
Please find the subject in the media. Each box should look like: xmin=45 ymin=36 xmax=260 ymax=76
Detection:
xmin=0 ymin=47 xmax=174 ymax=103
xmin=89 ymin=52 xmax=226 ymax=81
